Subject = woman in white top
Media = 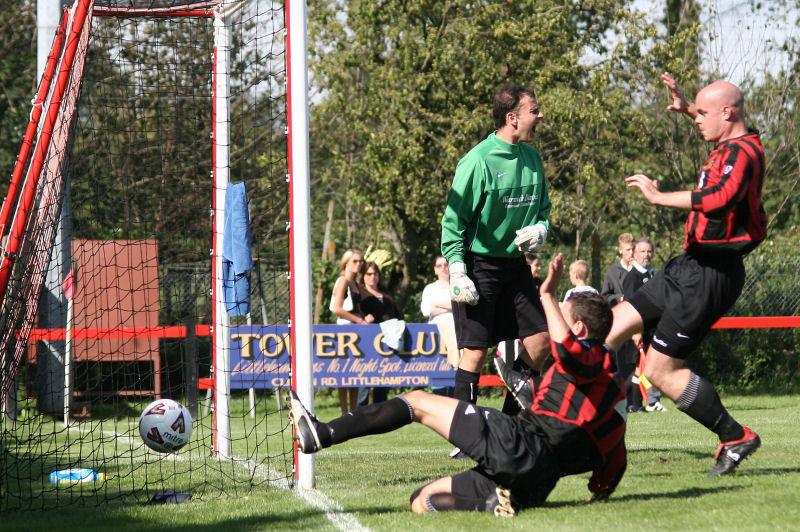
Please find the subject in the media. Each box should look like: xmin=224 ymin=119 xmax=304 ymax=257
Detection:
xmin=420 ymin=256 xmax=453 ymax=325
xmin=330 ymin=249 xmax=374 ymax=413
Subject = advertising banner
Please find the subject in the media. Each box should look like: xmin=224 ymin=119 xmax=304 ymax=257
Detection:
xmin=229 ymin=323 xmax=456 ymax=389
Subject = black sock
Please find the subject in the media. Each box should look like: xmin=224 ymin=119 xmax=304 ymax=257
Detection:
xmin=427 ymin=493 xmax=485 ymax=512
xmin=676 ymin=372 xmax=744 ymax=442
xmin=410 ymin=487 xmax=483 ymax=512
xmin=326 ymin=396 xmax=414 ymax=445
xmin=454 ymin=368 xmax=480 ymax=404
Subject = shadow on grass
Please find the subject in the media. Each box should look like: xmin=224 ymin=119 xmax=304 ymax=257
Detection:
xmin=736 ymin=466 xmax=800 ymax=476
xmin=540 ymin=484 xmax=746 ymax=509
xmin=628 ymin=447 xmax=721 ymax=460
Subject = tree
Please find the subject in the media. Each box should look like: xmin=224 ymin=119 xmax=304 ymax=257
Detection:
xmin=0 ymin=2 xmax=37 ymax=178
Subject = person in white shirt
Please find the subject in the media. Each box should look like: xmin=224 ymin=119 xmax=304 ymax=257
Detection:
xmin=562 ymin=260 xmax=598 ymax=302
xmin=421 ymin=256 xmax=453 ymax=325
xmin=420 ymin=256 xmax=457 ymax=396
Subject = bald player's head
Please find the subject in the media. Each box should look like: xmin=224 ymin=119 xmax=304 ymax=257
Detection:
xmin=699 ymin=81 xmax=744 ymax=115
xmin=694 ymin=80 xmax=747 ymax=142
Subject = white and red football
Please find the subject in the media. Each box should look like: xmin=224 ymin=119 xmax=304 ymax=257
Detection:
xmin=138 ymin=399 xmax=192 ymax=453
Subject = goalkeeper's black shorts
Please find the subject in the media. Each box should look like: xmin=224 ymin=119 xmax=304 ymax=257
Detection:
xmin=452 ymin=253 xmax=547 ymax=349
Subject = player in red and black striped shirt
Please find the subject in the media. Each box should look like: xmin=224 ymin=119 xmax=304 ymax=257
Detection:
xmin=288 ymin=253 xmax=626 ymax=516
xmin=608 ymin=72 xmax=765 ymax=476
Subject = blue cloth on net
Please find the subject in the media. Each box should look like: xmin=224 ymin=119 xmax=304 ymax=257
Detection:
xmin=223 ymin=182 xmax=253 ymax=316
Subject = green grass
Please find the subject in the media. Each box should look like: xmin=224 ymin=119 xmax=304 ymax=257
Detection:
xmin=3 ymin=393 xmax=799 ymax=531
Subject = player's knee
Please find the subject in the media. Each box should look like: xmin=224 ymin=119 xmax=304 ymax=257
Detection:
xmin=409 ymin=483 xmax=435 ymax=513
xmin=642 ymin=352 xmax=683 ymax=387
xmin=607 ymin=302 xmax=643 ymax=349
xmin=403 ymin=389 xmax=427 ymax=405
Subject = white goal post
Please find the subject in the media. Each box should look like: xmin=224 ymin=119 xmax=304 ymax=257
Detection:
xmin=285 ymin=0 xmax=316 ymax=489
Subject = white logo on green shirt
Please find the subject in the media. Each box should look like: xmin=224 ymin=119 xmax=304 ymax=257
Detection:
xmin=503 ymin=193 xmax=539 ymax=208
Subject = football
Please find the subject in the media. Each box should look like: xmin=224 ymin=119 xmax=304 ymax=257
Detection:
xmin=138 ymin=399 xmax=192 ymax=453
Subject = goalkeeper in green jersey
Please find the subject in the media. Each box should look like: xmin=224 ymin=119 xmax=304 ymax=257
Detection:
xmin=440 ymin=84 xmax=552 ymax=452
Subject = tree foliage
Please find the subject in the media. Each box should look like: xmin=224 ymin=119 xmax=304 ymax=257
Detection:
xmin=0 ymin=2 xmax=37 ymax=174
xmin=307 ymin=0 xmax=716 ymax=304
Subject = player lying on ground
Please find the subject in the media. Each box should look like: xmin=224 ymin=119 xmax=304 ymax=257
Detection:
xmin=289 ymin=253 xmax=627 ymax=516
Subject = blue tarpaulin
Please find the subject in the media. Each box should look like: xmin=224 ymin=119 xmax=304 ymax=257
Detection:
xmin=223 ymin=182 xmax=253 ymax=316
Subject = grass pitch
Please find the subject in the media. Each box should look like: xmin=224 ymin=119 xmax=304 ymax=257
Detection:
xmin=3 ymin=393 xmax=799 ymax=531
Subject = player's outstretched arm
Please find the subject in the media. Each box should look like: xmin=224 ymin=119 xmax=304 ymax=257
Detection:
xmin=625 ymin=174 xmax=692 ymax=210
xmin=661 ymin=72 xmax=696 ymax=118
xmin=539 ymin=253 xmax=570 ymax=341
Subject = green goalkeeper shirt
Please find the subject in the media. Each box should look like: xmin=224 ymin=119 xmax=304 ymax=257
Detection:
xmin=441 ymin=132 xmax=551 ymax=264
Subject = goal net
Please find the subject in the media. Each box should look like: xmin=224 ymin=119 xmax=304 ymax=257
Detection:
xmin=0 ymin=0 xmax=294 ymax=510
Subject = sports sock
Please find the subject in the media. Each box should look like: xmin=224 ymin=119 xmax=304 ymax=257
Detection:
xmin=426 ymin=493 xmax=485 ymax=512
xmin=675 ymin=372 xmax=744 ymax=442
xmin=454 ymin=368 xmax=480 ymax=404
xmin=326 ymin=396 xmax=414 ymax=445
xmin=410 ymin=487 xmax=483 ymax=512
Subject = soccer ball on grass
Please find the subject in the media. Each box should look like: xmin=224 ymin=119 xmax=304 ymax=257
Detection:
xmin=138 ymin=398 xmax=192 ymax=453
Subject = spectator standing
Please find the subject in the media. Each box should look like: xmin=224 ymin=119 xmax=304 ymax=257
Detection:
xmin=526 ymin=253 xmax=543 ymax=291
xmin=562 ymin=260 xmax=599 ymax=302
xmin=421 ymin=256 xmax=458 ymax=396
xmin=329 ymin=249 xmax=374 ymax=414
xmin=600 ymin=233 xmax=634 ymax=307
xmin=358 ymin=261 xmax=403 ymax=405
xmin=420 ymin=256 xmax=454 ymax=325
xmin=619 ymin=238 xmax=660 ymax=412
xmin=601 ymin=233 xmax=636 ymax=387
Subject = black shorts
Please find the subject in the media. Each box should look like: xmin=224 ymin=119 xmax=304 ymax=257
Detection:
xmin=448 ymin=401 xmax=560 ymax=509
xmin=453 ymin=253 xmax=547 ymax=349
xmin=627 ymin=252 xmax=745 ymax=359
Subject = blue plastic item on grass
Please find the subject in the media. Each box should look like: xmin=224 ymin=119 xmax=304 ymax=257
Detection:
xmin=49 ymin=468 xmax=106 ymax=485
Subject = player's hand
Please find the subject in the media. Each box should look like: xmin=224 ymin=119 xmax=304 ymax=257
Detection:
xmin=625 ymin=174 xmax=661 ymax=205
xmin=539 ymin=253 xmax=563 ymax=297
xmin=448 ymin=262 xmax=478 ymax=305
xmin=661 ymin=72 xmax=690 ymax=114
xmin=514 ymin=223 xmax=548 ymax=253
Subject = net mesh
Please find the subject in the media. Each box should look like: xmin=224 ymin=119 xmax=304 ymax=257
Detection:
xmin=0 ymin=0 xmax=292 ymax=510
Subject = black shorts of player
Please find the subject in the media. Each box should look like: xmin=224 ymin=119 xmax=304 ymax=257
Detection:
xmin=453 ymin=253 xmax=547 ymax=349
xmin=448 ymin=400 xmax=561 ymax=509
xmin=626 ymin=251 xmax=745 ymax=359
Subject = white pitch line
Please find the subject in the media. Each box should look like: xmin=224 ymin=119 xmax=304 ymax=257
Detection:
xmin=63 ymin=423 xmax=367 ymax=531
xmin=295 ymin=487 xmax=371 ymax=532
xmin=328 ymin=448 xmax=448 ymax=457
xmin=240 ymin=458 xmax=370 ymax=532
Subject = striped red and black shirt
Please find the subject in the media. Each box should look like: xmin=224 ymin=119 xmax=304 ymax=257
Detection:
xmin=520 ymin=332 xmax=626 ymax=498
xmin=686 ymin=130 xmax=766 ymax=255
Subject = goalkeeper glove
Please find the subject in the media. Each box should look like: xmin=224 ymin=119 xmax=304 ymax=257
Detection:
xmin=513 ymin=223 xmax=548 ymax=253
xmin=448 ymin=262 xmax=478 ymax=305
